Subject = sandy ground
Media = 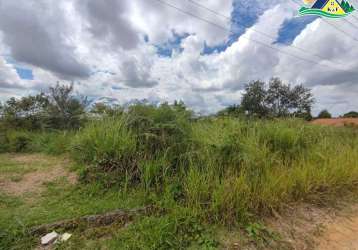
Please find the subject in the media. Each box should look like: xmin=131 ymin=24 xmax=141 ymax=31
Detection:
xmin=266 ymin=203 xmax=358 ymax=250
xmin=311 ymin=118 xmax=358 ymax=127
xmin=316 ymin=213 xmax=358 ymax=250
xmin=0 ymin=154 xmax=77 ymax=196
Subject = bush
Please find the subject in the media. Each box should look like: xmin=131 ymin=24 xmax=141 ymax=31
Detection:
xmin=126 ymin=103 xmax=192 ymax=165
xmin=71 ymin=116 xmax=138 ymax=186
xmin=0 ymin=132 xmax=10 ymax=153
xmin=72 ymin=103 xmax=193 ymax=187
xmin=6 ymin=131 xmax=32 ymax=153
xmin=317 ymin=109 xmax=332 ymax=119
xmin=31 ymin=131 xmax=73 ymax=155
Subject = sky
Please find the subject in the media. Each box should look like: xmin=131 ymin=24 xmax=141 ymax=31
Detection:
xmin=0 ymin=0 xmax=358 ymax=116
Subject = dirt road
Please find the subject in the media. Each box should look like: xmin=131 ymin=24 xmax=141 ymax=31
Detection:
xmin=316 ymin=214 xmax=358 ymax=250
xmin=266 ymin=203 xmax=358 ymax=250
xmin=311 ymin=118 xmax=358 ymax=127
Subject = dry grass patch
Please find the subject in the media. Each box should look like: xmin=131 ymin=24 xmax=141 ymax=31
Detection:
xmin=0 ymin=153 xmax=77 ymax=196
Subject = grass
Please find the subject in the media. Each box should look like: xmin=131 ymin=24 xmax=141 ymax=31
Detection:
xmin=0 ymin=154 xmax=149 ymax=249
xmin=1 ymin=107 xmax=358 ymax=249
xmin=0 ymin=130 xmax=74 ymax=155
xmin=0 ymin=154 xmax=62 ymax=183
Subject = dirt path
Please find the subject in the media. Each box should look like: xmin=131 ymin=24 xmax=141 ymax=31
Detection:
xmin=0 ymin=154 xmax=77 ymax=196
xmin=316 ymin=213 xmax=358 ymax=250
xmin=265 ymin=203 xmax=358 ymax=250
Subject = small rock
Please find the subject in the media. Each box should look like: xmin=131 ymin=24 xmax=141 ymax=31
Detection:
xmin=41 ymin=231 xmax=59 ymax=245
xmin=59 ymin=233 xmax=72 ymax=242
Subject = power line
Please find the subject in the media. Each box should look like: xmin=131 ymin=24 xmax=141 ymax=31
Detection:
xmin=342 ymin=17 xmax=358 ymax=30
xmin=187 ymin=0 xmax=346 ymax=66
xmin=152 ymin=0 xmax=354 ymax=74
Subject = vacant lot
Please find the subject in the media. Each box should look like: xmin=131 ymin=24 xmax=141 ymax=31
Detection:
xmin=1 ymin=113 xmax=358 ymax=249
xmin=1 ymin=153 xmax=358 ymax=249
xmin=0 ymin=154 xmax=154 ymax=249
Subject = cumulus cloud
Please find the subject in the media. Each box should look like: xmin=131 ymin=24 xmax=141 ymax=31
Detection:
xmin=120 ymin=58 xmax=158 ymax=88
xmin=0 ymin=0 xmax=357 ymax=116
xmin=0 ymin=57 xmax=23 ymax=89
xmin=0 ymin=0 xmax=90 ymax=79
xmin=76 ymin=0 xmax=140 ymax=50
xmin=127 ymin=0 xmax=233 ymax=46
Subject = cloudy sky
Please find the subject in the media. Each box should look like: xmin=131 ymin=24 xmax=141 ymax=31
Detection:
xmin=0 ymin=0 xmax=358 ymax=115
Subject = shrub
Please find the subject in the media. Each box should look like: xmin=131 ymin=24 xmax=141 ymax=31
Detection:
xmin=30 ymin=131 xmax=73 ymax=155
xmin=71 ymin=116 xmax=137 ymax=185
xmin=0 ymin=131 xmax=10 ymax=153
xmin=126 ymin=103 xmax=192 ymax=166
xmin=317 ymin=109 xmax=332 ymax=119
xmin=6 ymin=131 xmax=32 ymax=153
xmin=72 ymin=104 xmax=193 ymax=187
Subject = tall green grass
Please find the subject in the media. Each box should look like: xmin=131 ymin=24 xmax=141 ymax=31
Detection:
xmin=186 ymin=118 xmax=358 ymax=224
xmin=68 ymin=107 xmax=358 ymax=226
xmin=71 ymin=104 xmax=193 ymax=187
xmin=1 ymin=105 xmax=358 ymax=248
xmin=0 ymin=130 xmax=73 ymax=154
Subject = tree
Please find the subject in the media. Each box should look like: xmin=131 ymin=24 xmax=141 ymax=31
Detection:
xmin=317 ymin=109 xmax=332 ymax=119
xmin=265 ymin=78 xmax=291 ymax=117
xmin=241 ymin=78 xmax=314 ymax=119
xmin=289 ymin=84 xmax=314 ymax=119
xmin=46 ymin=83 xmax=88 ymax=130
xmin=343 ymin=111 xmax=358 ymax=118
xmin=0 ymin=94 xmax=49 ymax=130
xmin=241 ymin=80 xmax=269 ymax=117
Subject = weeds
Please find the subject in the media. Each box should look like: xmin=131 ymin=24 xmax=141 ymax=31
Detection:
xmin=70 ymin=111 xmax=358 ymax=226
xmin=1 ymin=104 xmax=358 ymax=249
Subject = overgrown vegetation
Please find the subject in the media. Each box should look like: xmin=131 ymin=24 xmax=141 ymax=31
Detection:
xmin=69 ymin=109 xmax=358 ymax=226
xmin=1 ymin=80 xmax=358 ymax=249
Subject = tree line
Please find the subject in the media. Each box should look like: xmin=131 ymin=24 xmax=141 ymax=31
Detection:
xmin=0 ymin=84 xmax=88 ymax=130
xmin=0 ymin=78 xmax=357 ymax=131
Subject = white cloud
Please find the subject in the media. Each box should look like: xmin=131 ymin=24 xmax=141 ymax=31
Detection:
xmin=0 ymin=0 xmax=357 ymax=116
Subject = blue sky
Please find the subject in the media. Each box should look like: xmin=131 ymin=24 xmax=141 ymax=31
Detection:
xmin=15 ymin=67 xmax=34 ymax=80
xmin=156 ymin=0 xmax=318 ymax=56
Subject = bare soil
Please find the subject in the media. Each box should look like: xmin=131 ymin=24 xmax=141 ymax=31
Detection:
xmin=266 ymin=203 xmax=358 ymax=250
xmin=0 ymin=154 xmax=77 ymax=196
xmin=311 ymin=118 xmax=358 ymax=127
xmin=316 ymin=210 xmax=358 ymax=250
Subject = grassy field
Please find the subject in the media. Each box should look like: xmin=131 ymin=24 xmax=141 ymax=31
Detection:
xmin=1 ymin=107 xmax=358 ymax=249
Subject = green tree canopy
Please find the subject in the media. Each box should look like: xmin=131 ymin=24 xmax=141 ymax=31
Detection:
xmin=343 ymin=111 xmax=358 ymax=118
xmin=0 ymin=83 xmax=88 ymax=130
xmin=240 ymin=78 xmax=314 ymax=119
xmin=317 ymin=109 xmax=332 ymax=119
xmin=241 ymin=80 xmax=269 ymax=118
